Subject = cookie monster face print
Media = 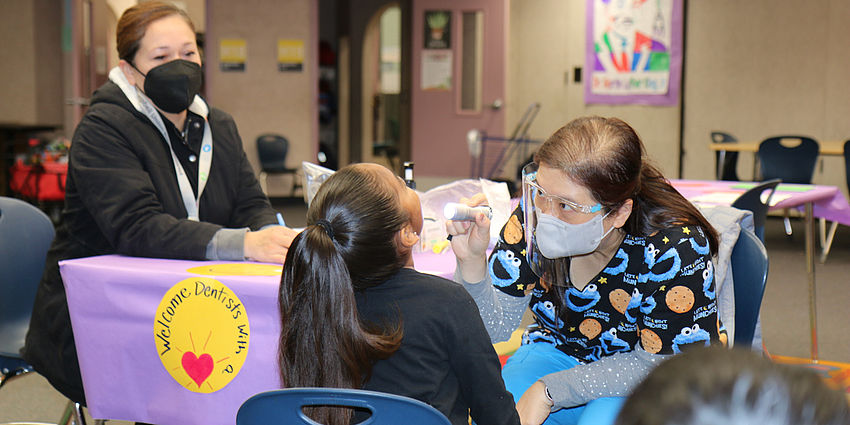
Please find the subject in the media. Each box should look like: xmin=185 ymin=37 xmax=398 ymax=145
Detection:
xmin=565 ymin=283 xmax=601 ymax=312
xmin=489 ymin=249 xmax=522 ymax=288
xmin=640 ymin=293 xmax=657 ymax=314
xmin=532 ymin=300 xmax=565 ymax=329
xmin=583 ymin=345 xmax=603 ymax=363
xmin=603 ymin=248 xmax=629 ymax=276
xmin=702 ymin=260 xmax=715 ymax=300
xmin=600 ymin=328 xmax=631 ymax=354
xmin=672 ymin=324 xmax=711 ymax=354
xmin=639 ymin=242 xmax=681 ymax=283
xmin=625 ymin=287 xmax=642 ymax=323
xmin=687 ymin=234 xmax=710 ymax=256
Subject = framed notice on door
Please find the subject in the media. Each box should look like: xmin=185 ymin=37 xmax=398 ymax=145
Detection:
xmin=421 ymin=50 xmax=452 ymax=91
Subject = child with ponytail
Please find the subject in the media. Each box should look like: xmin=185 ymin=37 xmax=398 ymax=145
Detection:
xmin=279 ymin=163 xmax=520 ymax=425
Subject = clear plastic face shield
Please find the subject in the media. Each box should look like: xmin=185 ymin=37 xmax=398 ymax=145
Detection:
xmin=522 ymin=162 xmax=611 ymax=287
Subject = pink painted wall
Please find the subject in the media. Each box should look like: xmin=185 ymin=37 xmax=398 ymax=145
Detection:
xmin=411 ymin=0 xmax=507 ymax=178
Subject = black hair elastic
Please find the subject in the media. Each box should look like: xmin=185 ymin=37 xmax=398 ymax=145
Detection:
xmin=315 ymin=219 xmax=335 ymax=240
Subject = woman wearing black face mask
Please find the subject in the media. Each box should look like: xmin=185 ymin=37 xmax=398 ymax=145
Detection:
xmin=24 ymin=1 xmax=297 ymax=406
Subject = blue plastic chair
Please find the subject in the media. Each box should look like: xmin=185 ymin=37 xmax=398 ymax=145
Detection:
xmin=712 ymin=131 xmax=740 ymax=181
xmin=757 ymin=136 xmax=819 ymax=184
xmin=0 ymin=198 xmax=98 ymax=425
xmin=730 ymin=228 xmax=769 ymax=347
xmin=758 ymin=136 xmax=819 ymax=236
xmin=730 ymin=179 xmax=781 ymax=241
xmin=0 ymin=197 xmax=54 ymax=388
xmin=236 ymin=387 xmax=452 ymax=425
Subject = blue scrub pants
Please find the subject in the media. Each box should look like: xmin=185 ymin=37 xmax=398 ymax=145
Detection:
xmin=502 ymin=342 xmax=625 ymax=425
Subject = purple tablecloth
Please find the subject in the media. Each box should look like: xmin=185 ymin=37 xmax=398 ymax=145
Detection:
xmin=60 ymin=251 xmax=459 ymax=424
xmin=61 ymin=256 xmax=283 ymax=425
xmin=671 ymin=180 xmax=850 ymax=226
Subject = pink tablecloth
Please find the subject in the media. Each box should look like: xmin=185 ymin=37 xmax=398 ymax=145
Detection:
xmin=671 ymin=180 xmax=850 ymax=226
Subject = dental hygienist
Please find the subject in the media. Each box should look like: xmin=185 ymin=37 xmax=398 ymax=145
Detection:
xmin=446 ymin=116 xmax=723 ymax=425
xmin=24 ymin=1 xmax=297 ymax=406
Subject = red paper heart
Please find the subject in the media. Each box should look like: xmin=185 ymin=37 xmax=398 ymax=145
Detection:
xmin=182 ymin=351 xmax=214 ymax=388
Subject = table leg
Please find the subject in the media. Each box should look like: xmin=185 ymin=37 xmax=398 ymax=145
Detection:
xmin=804 ymin=202 xmax=818 ymax=362
xmin=752 ymin=154 xmax=760 ymax=181
xmin=716 ymin=150 xmax=725 ymax=180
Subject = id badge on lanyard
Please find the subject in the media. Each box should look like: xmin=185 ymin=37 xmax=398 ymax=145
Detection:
xmin=168 ymin=120 xmax=213 ymax=221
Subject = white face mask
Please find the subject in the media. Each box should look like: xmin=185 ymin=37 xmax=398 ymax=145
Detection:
xmin=535 ymin=209 xmax=614 ymax=258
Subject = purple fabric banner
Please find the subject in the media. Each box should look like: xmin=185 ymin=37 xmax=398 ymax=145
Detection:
xmin=585 ymin=0 xmax=683 ymax=106
xmin=60 ymin=252 xmax=459 ymax=425
xmin=61 ymin=256 xmax=283 ymax=425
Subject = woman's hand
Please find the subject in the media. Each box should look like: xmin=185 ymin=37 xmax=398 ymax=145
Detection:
xmin=243 ymin=226 xmax=299 ymax=264
xmin=516 ymin=381 xmax=553 ymax=425
xmin=445 ymin=193 xmax=491 ymax=282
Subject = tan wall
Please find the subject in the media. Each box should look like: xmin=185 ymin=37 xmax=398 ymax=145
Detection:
xmin=507 ymin=0 xmax=681 ymax=177
xmin=508 ymin=0 xmax=850 ymax=193
xmin=683 ymin=0 xmax=850 ymax=192
xmin=205 ymin=0 xmax=317 ymax=197
xmin=0 ymin=0 xmax=63 ymax=127
xmin=5 ymin=1 xmax=850 ymax=195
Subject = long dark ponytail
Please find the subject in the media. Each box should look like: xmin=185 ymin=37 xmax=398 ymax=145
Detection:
xmin=278 ymin=164 xmax=405 ymax=425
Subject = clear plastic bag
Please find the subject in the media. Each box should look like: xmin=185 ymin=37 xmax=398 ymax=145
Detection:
xmin=299 ymin=163 xmax=511 ymax=253
xmin=417 ymin=178 xmax=511 ymax=253
xmin=301 ymin=161 xmax=336 ymax=206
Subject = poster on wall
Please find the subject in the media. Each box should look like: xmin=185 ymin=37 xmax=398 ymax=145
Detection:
xmin=219 ymin=39 xmax=246 ymax=72
xmin=421 ymin=50 xmax=452 ymax=91
xmin=277 ymin=39 xmax=304 ymax=72
xmin=424 ymin=10 xmax=451 ymax=49
xmin=585 ymin=0 xmax=682 ymax=105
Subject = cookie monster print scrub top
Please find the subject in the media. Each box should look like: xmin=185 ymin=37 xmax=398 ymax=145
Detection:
xmin=491 ymin=205 xmax=721 ymax=362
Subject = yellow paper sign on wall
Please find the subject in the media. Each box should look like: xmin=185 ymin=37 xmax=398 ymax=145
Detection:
xmin=278 ymin=39 xmax=304 ymax=72
xmin=154 ymin=277 xmax=249 ymax=393
xmin=220 ymin=38 xmax=247 ymax=72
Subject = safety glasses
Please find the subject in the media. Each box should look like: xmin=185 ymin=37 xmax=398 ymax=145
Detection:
xmin=522 ymin=164 xmax=602 ymax=216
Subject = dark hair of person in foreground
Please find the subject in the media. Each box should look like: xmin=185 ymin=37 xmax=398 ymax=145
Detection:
xmin=616 ymin=345 xmax=850 ymax=425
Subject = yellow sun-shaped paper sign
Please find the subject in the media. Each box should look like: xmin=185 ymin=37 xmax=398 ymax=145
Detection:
xmin=185 ymin=263 xmax=282 ymax=276
xmin=154 ymin=277 xmax=249 ymax=393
